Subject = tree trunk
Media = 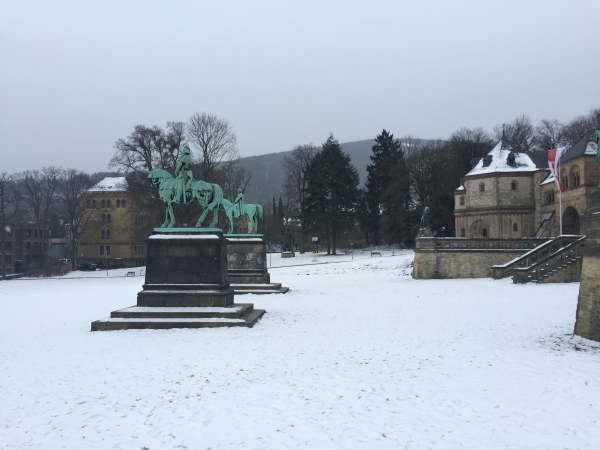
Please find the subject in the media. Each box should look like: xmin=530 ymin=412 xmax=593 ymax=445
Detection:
xmin=332 ymin=228 xmax=337 ymax=255
xmin=325 ymin=222 xmax=330 ymax=255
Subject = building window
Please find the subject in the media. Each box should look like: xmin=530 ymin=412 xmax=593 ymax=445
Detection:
xmin=101 ymin=230 xmax=105 ymax=239
xmin=102 ymin=199 xmax=106 ymax=208
xmin=106 ymin=229 xmax=111 ymax=240
xmin=34 ymin=242 xmax=38 ymax=249
xmin=511 ymin=181 xmax=517 ymax=190
xmin=460 ymin=228 xmax=466 ymax=237
xmin=26 ymin=255 xmax=30 ymax=263
xmin=92 ymin=200 xmax=97 ymax=208
xmin=86 ymin=200 xmax=91 ymax=208
xmin=5 ymin=255 xmax=11 ymax=263
xmin=482 ymin=228 xmax=488 ymax=237
xmin=102 ymin=214 xmax=106 ymax=224
xmin=27 ymin=229 xmax=31 ymax=237
xmin=513 ymin=223 xmax=518 ymax=231
xmin=545 ymin=191 xmax=555 ymax=204
xmin=106 ymin=214 xmax=111 ymax=224
xmin=561 ymin=175 xmax=568 ymax=190
xmin=34 ymin=230 xmax=38 ymax=238
xmin=479 ymin=183 xmax=485 ymax=192
xmin=100 ymin=246 xmax=104 ymax=255
xmin=107 ymin=199 xmax=111 ymax=208
xmin=4 ymin=241 xmax=11 ymax=250
xmin=105 ymin=245 xmax=111 ymax=256
xmin=135 ymin=245 xmax=145 ymax=256
xmin=116 ymin=199 xmax=121 ymax=208
xmin=26 ymin=242 xmax=31 ymax=250
xmin=573 ymin=171 xmax=580 ymax=186
xmin=460 ymin=196 xmax=465 ymax=205
xmin=121 ymin=199 xmax=126 ymax=208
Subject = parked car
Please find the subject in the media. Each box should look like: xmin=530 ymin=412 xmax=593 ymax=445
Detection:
xmin=77 ymin=263 xmax=97 ymax=271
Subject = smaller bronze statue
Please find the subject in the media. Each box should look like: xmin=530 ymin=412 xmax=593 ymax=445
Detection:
xmin=420 ymin=206 xmax=431 ymax=229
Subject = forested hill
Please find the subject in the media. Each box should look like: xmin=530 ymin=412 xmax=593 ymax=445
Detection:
xmin=239 ymin=138 xmax=428 ymax=205
xmin=239 ymin=139 xmax=376 ymax=204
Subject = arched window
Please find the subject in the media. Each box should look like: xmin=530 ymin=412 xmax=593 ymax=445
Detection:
xmin=101 ymin=230 xmax=105 ymax=239
xmin=572 ymin=167 xmax=581 ymax=187
xmin=107 ymin=214 xmax=111 ymax=224
xmin=86 ymin=200 xmax=91 ymax=208
xmin=482 ymin=228 xmax=488 ymax=237
xmin=116 ymin=200 xmax=121 ymax=208
xmin=101 ymin=199 xmax=106 ymax=208
xmin=106 ymin=229 xmax=111 ymax=240
xmin=460 ymin=196 xmax=465 ymax=205
xmin=513 ymin=223 xmax=518 ymax=231
xmin=461 ymin=228 xmax=466 ymax=237
xmin=107 ymin=200 xmax=111 ymax=208
xmin=511 ymin=181 xmax=517 ymax=191
xmin=102 ymin=214 xmax=106 ymax=224
xmin=479 ymin=183 xmax=485 ymax=192
xmin=92 ymin=200 xmax=96 ymax=208
xmin=121 ymin=199 xmax=126 ymax=208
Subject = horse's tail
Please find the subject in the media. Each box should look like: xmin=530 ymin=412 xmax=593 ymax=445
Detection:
xmin=258 ymin=204 xmax=263 ymax=220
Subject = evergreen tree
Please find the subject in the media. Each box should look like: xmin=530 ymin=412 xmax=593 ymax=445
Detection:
xmin=277 ymin=196 xmax=285 ymax=234
xmin=303 ymin=135 xmax=359 ymax=255
xmin=270 ymin=197 xmax=278 ymax=241
xmin=365 ymin=130 xmax=408 ymax=245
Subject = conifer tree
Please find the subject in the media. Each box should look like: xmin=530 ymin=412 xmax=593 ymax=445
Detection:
xmin=303 ymin=135 xmax=359 ymax=255
xmin=365 ymin=130 xmax=408 ymax=245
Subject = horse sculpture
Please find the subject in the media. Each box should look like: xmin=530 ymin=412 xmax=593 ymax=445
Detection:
xmin=147 ymin=169 xmax=222 ymax=228
xmin=221 ymin=198 xmax=263 ymax=234
xmin=147 ymin=169 xmax=261 ymax=233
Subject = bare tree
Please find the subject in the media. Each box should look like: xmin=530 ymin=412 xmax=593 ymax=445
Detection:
xmin=493 ymin=115 xmax=534 ymax=152
xmin=20 ymin=167 xmax=62 ymax=263
xmin=216 ymin=158 xmax=252 ymax=202
xmin=110 ymin=121 xmax=187 ymax=175
xmin=187 ymin=112 xmax=238 ymax=181
xmin=532 ymin=119 xmax=566 ymax=151
xmin=282 ymin=144 xmax=317 ymax=252
xmin=60 ymin=169 xmax=95 ymax=270
xmin=562 ymin=107 xmax=600 ymax=147
xmin=0 ymin=172 xmax=20 ymax=279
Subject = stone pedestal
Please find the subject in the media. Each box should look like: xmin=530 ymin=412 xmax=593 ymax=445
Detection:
xmin=226 ymin=235 xmax=270 ymax=284
xmin=91 ymin=229 xmax=265 ymax=331
xmin=225 ymin=235 xmax=289 ymax=294
xmin=574 ymin=189 xmax=600 ymax=341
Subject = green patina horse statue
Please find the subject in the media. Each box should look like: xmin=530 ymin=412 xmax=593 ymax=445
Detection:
xmin=147 ymin=169 xmax=223 ymax=228
xmin=220 ymin=198 xmax=263 ymax=234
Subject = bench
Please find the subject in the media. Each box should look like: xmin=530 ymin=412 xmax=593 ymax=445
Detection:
xmin=125 ymin=271 xmax=136 ymax=277
xmin=371 ymin=251 xmax=381 ymax=257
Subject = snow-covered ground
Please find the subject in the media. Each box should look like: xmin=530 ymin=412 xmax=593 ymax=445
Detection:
xmin=1 ymin=252 xmax=599 ymax=449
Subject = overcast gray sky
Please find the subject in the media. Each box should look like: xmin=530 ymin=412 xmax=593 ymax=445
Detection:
xmin=1 ymin=0 xmax=598 ymax=174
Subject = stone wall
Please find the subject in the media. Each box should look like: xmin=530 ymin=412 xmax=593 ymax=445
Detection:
xmin=413 ymin=237 xmax=548 ymax=279
xmin=574 ymin=189 xmax=600 ymax=341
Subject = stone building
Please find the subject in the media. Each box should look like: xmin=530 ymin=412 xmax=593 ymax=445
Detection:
xmin=454 ymin=137 xmax=548 ymax=239
xmin=1 ymin=222 xmax=50 ymax=275
xmin=79 ymin=177 xmax=151 ymax=268
xmin=455 ymin=131 xmax=600 ymax=238
xmin=538 ymin=130 xmax=600 ymax=236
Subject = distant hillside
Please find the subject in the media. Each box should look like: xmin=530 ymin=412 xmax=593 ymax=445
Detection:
xmin=240 ymin=138 xmax=427 ymax=205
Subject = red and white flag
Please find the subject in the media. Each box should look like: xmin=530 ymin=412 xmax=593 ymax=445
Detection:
xmin=548 ymin=147 xmax=566 ymax=190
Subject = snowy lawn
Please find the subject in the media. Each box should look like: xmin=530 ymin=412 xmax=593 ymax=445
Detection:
xmin=1 ymin=252 xmax=599 ymax=449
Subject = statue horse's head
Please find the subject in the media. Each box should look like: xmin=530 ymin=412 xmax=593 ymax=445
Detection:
xmin=147 ymin=169 xmax=173 ymax=188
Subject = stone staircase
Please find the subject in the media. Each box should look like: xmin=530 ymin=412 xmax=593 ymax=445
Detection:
xmin=231 ymin=283 xmax=290 ymax=295
xmin=491 ymin=235 xmax=586 ymax=284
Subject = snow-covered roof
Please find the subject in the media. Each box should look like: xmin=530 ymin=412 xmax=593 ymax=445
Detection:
xmin=88 ymin=177 xmax=128 ymax=192
xmin=455 ymin=185 xmax=465 ymax=191
xmin=465 ymin=140 xmax=545 ymax=177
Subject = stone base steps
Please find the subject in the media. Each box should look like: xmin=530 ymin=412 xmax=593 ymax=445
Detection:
xmin=231 ymin=283 xmax=290 ymax=295
xmin=91 ymin=304 xmax=265 ymax=331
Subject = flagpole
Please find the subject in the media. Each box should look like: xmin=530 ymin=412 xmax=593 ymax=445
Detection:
xmin=559 ymin=189 xmax=562 ymax=236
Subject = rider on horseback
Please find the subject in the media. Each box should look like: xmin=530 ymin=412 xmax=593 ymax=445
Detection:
xmin=175 ymin=146 xmax=193 ymax=204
